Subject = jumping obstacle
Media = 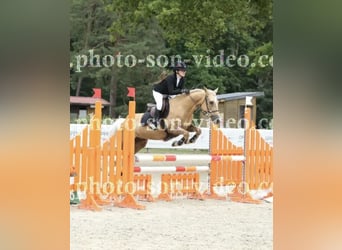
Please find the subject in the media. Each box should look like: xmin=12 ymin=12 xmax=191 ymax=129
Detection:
xmin=133 ymin=153 xmax=249 ymax=201
xmin=134 ymin=166 xmax=210 ymax=173
xmin=209 ymin=109 xmax=273 ymax=203
xmin=70 ymin=100 xmax=273 ymax=210
xmin=135 ymin=154 xmax=245 ymax=166
xmin=70 ymin=101 xmax=145 ymax=210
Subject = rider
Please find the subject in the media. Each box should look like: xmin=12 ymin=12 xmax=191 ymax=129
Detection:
xmin=149 ymin=61 xmax=190 ymax=130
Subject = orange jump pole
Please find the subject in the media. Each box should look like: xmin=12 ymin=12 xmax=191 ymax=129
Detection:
xmin=203 ymin=123 xmax=225 ymax=200
xmin=114 ymin=101 xmax=145 ymax=209
xmin=204 ymin=123 xmax=246 ymax=200
xmin=78 ymin=147 xmax=102 ymax=211
xmin=229 ymin=107 xmax=261 ymax=204
xmin=91 ymin=101 xmax=112 ymax=206
xmin=78 ymin=101 xmax=111 ymax=211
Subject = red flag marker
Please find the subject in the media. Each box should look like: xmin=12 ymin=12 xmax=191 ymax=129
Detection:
xmin=127 ymin=87 xmax=135 ymax=99
xmin=92 ymin=88 xmax=101 ymax=98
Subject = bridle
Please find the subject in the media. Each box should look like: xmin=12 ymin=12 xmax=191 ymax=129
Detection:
xmin=188 ymin=91 xmax=219 ymax=117
xmin=201 ymin=95 xmax=219 ymax=116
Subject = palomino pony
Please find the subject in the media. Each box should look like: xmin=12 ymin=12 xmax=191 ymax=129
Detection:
xmin=134 ymin=87 xmax=220 ymax=153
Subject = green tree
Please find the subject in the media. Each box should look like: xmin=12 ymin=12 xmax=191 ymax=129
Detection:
xmin=70 ymin=0 xmax=114 ymax=96
xmin=70 ymin=0 xmax=169 ymax=117
xmin=71 ymin=0 xmax=273 ymax=121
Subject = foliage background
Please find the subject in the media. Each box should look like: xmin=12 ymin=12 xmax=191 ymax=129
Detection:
xmin=70 ymin=0 xmax=273 ymax=123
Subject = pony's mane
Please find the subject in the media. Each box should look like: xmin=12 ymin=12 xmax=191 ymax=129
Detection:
xmin=172 ymin=88 xmax=205 ymax=102
xmin=190 ymin=88 xmax=205 ymax=93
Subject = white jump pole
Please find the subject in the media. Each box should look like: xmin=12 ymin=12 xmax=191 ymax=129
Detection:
xmin=134 ymin=166 xmax=210 ymax=173
xmin=134 ymin=154 xmax=245 ymax=167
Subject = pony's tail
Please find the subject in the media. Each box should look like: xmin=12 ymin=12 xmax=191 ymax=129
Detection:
xmin=158 ymin=70 xmax=169 ymax=81
xmin=149 ymin=70 xmax=169 ymax=85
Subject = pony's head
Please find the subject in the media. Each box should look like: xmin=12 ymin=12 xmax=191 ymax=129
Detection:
xmin=200 ymin=87 xmax=221 ymax=125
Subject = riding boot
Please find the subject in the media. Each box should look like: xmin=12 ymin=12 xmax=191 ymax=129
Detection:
xmin=154 ymin=109 xmax=161 ymax=127
xmin=147 ymin=109 xmax=160 ymax=130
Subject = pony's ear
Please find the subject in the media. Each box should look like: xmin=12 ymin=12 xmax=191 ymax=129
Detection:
xmin=204 ymin=86 xmax=208 ymax=92
xmin=214 ymin=88 xmax=218 ymax=93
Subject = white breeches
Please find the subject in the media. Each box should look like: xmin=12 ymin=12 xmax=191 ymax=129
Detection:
xmin=152 ymin=90 xmax=164 ymax=110
xmin=153 ymin=91 xmax=177 ymax=110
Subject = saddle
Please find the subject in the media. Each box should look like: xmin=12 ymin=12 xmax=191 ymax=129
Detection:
xmin=140 ymin=96 xmax=170 ymax=126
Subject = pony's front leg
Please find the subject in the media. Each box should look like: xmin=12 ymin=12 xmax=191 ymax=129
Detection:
xmin=170 ymin=128 xmax=190 ymax=147
xmin=186 ymin=125 xmax=202 ymax=144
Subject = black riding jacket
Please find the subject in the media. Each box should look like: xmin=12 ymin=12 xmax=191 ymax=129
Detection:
xmin=153 ymin=73 xmax=185 ymax=95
